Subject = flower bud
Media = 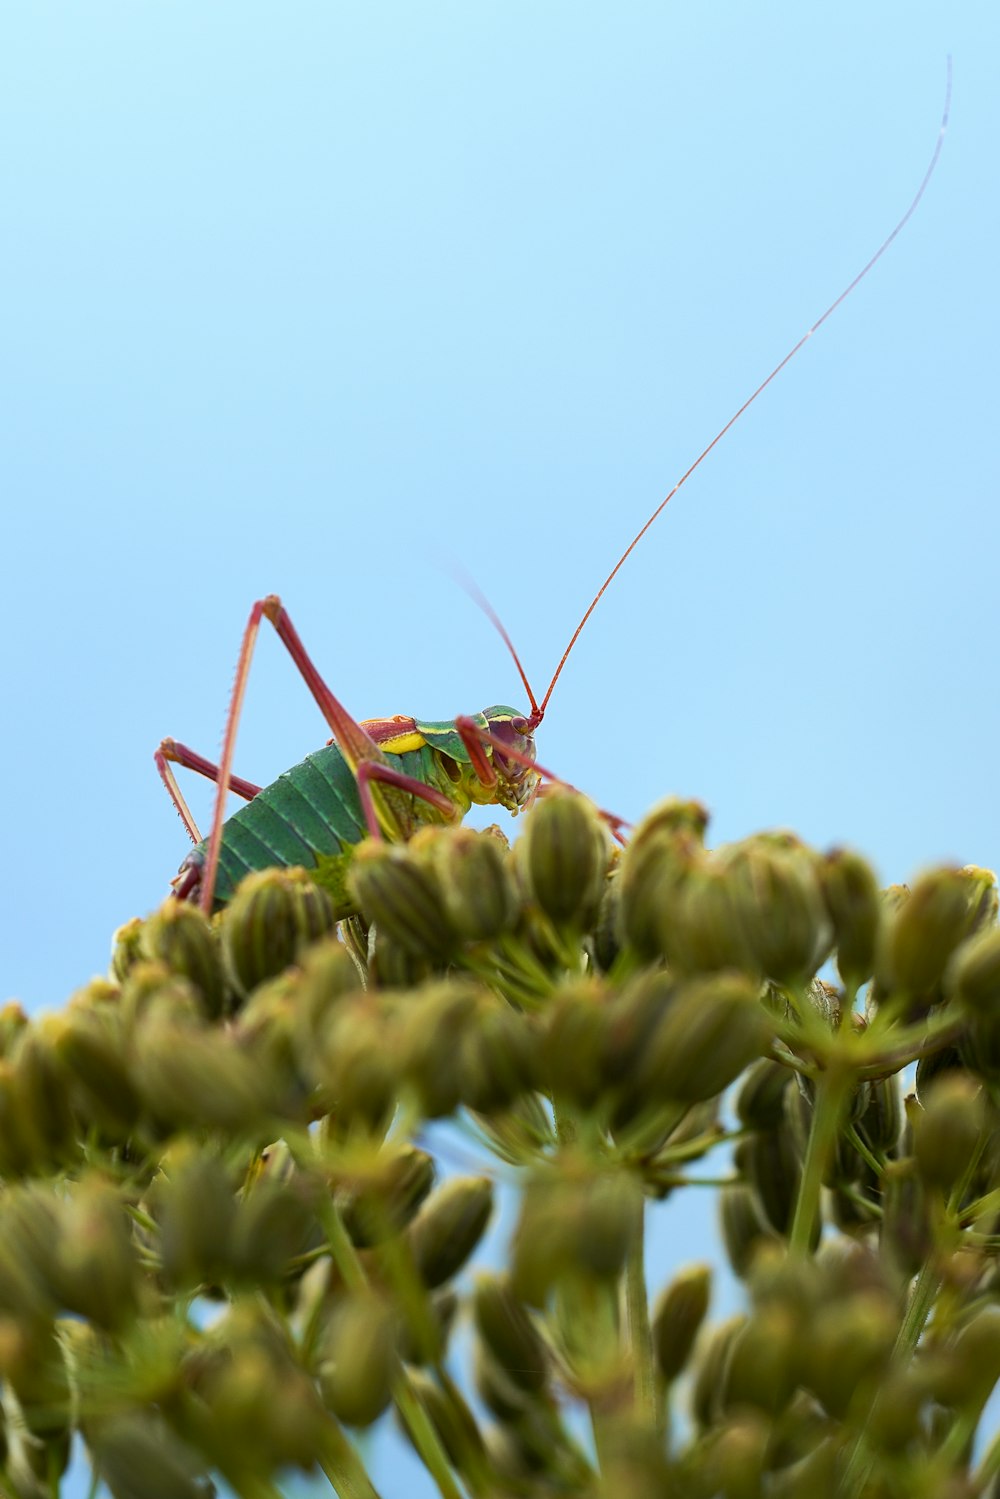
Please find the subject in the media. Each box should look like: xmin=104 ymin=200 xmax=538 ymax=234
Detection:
xmin=911 ymin=1073 xmax=986 ymax=1193
xmin=134 ymin=1011 xmax=279 ymax=1134
xmin=515 ymin=790 xmax=611 ymax=929
xmin=736 ymin=1057 xmax=794 ymax=1131
xmin=719 ymin=1184 xmax=776 ymax=1280
xmin=0 ymin=1002 xmax=28 ymax=1059
xmin=157 ymin=1150 xmax=238 ymax=1290
xmin=408 ymin=1177 xmax=494 ymax=1289
xmin=929 ymin=1306 xmax=1000 ymax=1414
xmin=723 ymin=1304 xmax=799 ymax=1416
xmin=457 ymin=997 xmax=538 ymax=1115
xmin=221 ymin=868 xmax=337 ymax=1000
xmin=230 ymin=1171 xmax=322 ymax=1285
xmin=722 ymin=837 xmax=832 ymax=985
xmin=87 ymin=1412 xmax=207 ymax=1499
xmin=635 ymin=971 xmax=771 ymax=1104
xmin=140 ymin=899 xmax=228 ymax=1020
xmin=309 ymin=996 xmax=399 ymax=1134
xmin=511 ymin=1166 xmax=638 ymax=1305
xmin=348 ymin=842 xmax=456 ymax=961
xmin=396 ymin=981 xmax=479 ymax=1118
xmin=473 ymin=1274 xmax=548 ymax=1395
xmin=879 ymin=866 xmax=985 ymax=999
xmin=109 ymin=917 xmax=145 ymax=983
xmin=434 ymin=827 xmax=520 ymax=941
xmin=51 ymin=1001 xmax=141 ymax=1140
xmin=51 ymin=1178 xmax=141 ymax=1333
xmin=801 ymin=1293 xmax=897 ymax=1419
xmin=819 ymin=847 xmax=880 ymax=987
xmin=618 ymin=821 xmax=700 ymax=963
xmin=651 ymin=1263 xmax=711 ymax=1383
xmin=880 ymin=1159 xmax=932 ymax=1281
xmin=319 ymin=1291 xmax=398 ymax=1427
xmin=947 ymin=926 xmax=1000 ymax=1017
xmin=404 ymin=1370 xmax=487 ymax=1480
xmin=856 ymin=1072 xmax=903 ymax=1156
xmin=691 ymin=1315 xmax=746 ymax=1429
xmin=11 ymin=1024 xmax=78 ymax=1169
xmin=338 ymin=1144 xmax=435 ymax=1247
xmin=542 ymin=981 xmax=610 ymax=1110
xmin=739 ymin=1127 xmax=803 ymax=1240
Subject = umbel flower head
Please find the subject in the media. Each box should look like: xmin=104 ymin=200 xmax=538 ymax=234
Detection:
xmin=4 ymin=792 xmax=1000 ymax=1499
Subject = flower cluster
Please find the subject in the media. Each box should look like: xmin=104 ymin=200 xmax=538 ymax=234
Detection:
xmin=2 ymin=789 xmax=1000 ymax=1497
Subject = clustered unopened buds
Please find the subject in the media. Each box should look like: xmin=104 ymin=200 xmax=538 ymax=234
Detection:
xmin=0 ymin=791 xmax=998 ymax=1496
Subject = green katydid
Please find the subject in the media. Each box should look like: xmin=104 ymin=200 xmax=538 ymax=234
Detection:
xmin=157 ymin=70 xmax=949 ymax=917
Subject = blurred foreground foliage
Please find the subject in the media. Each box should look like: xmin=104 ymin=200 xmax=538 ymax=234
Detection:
xmin=4 ymin=791 xmax=1000 ymax=1497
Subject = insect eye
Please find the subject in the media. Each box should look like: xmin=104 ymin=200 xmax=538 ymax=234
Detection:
xmin=511 ymin=717 xmax=529 ymax=735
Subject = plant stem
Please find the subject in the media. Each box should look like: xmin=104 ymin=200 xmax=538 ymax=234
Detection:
xmin=788 ymin=1065 xmax=851 ymax=1254
xmin=625 ymin=1199 xmax=656 ymax=1426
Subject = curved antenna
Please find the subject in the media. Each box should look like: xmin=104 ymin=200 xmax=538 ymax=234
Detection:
xmin=537 ymin=60 xmax=952 ymax=720
xmin=452 ymin=566 xmax=541 ymax=720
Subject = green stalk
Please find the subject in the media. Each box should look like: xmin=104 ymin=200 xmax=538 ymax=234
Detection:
xmin=318 ymin=1424 xmax=384 ymax=1499
xmin=788 ymin=1065 xmax=852 ymax=1254
xmin=625 ymin=1199 xmax=656 ymax=1426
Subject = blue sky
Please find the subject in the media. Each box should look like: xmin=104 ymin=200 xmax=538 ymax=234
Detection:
xmin=1 ymin=3 xmax=998 ymax=1491
xmin=3 ymin=6 xmax=997 ymax=1009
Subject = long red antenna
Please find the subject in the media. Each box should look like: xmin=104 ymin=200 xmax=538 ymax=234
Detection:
xmin=537 ymin=61 xmax=952 ymax=720
xmin=453 ymin=569 xmax=541 ymax=721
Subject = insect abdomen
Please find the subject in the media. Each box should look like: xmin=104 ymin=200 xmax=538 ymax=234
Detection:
xmin=203 ymin=743 xmax=368 ymax=905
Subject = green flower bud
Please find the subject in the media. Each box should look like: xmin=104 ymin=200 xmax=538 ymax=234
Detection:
xmin=948 ymin=926 xmax=1000 ymax=1017
xmin=221 ymin=867 xmax=337 ymax=1000
xmin=802 ymin=1293 xmax=897 ymax=1419
xmin=911 ymin=1073 xmax=986 ymax=1193
xmin=458 ymin=997 xmax=538 ymax=1115
xmin=929 ymin=1307 xmax=1000 ymax=1414
xmin=511 ymin=1166 xmax=638 ymax=1305
xmin=140 ymin=899 xmax=227 ymax=1020
xmin=109 ymin=917 xmax=145 ymax=983
xmin=719 ymin=1184 xmax=776 ymax=1280
xmin=408 ymin=1177 xmax=494 ymax=1289
xmin=515 ymin=789 xmax=611 ymax=928
xmin=736 ymin=1057 xmax=794 ymax=1131
xmin=396 ymin=1287 xmax=458 ymax=1367
xmin=0 ymin=1186 xmax=60 ymax=1321
xmin=915 ymin=1043 xmax=966 ymax=1103
xmin=158 ymin=1150 xmax=238 ymax=1290
xmin=856 ymin=1072 xmax=903 ymax=1155
xmin=739 ymin=1126 xmax=803 ymax=1239
xmin=319 ymin=1291 xmax=398 ymax=1428
xmin=722 ymin=837 xmax=832 ymax=985
xmin=51 ymin=1178 xmax=141 ymax=1333
xmin=338 ymin=1144 xmax=435 ymax=1247
xmin=651 ymin=1262 xmax=711 ymax=1383
xmin=590 ymin=858 xmax=622 ymax=973
xmin=473 ymin=1274 xmax=548 ymax=1395
xmin=309 ymin=996 xmax=399 ymax=1134
xmin=230 ymin=1171 xmax=322 ymax=1284
xmin=690 ymin=1315 xmax=746 ymax=1429
xmin=723 ymin=1304 xmax=800 ymax=1415
xmin=0 ymin=1002 xmax=28 ymax=1059
xmin=434 ymin=827 xmax=520 ymax=941
xmin=404 ymin=1370 xmax=487 ymax=1481
xmin=704 ymin=1415 xmax=770 ymax=1499
xmin=348 ymin=841 xmax=456 ymax=961
xmin=10 ymin=1024 xmax=78 ymax=1169
xmin=134 ymin=1011 xmax=279 ymax=1134
xmin=635 ymin=971 xmax=772 ymax=1103
xmin=819 ymin=846 xmax=881 ymax=988
xmin=879 ymin=866 xmax=984 ymax=999
xmin=880 ymin=1159 xmax=932 ymax=1281
xmin=542 ymin=980 xmax=610 ymax=1110
xmin=396 ymin=981 xmax=479 ymax=1118
xmin=51 ymin=1001 xmax=140 ymax=1140
xmin=87 ymin=1411 xmax=207 ymax=1499
xmin=193 ymin=1308 xmax=327 ymax=1473
xmin=618 ymin=822 xmax=700 ymax=963
xmin=664 ymin=858 xmax=756 ymax=976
